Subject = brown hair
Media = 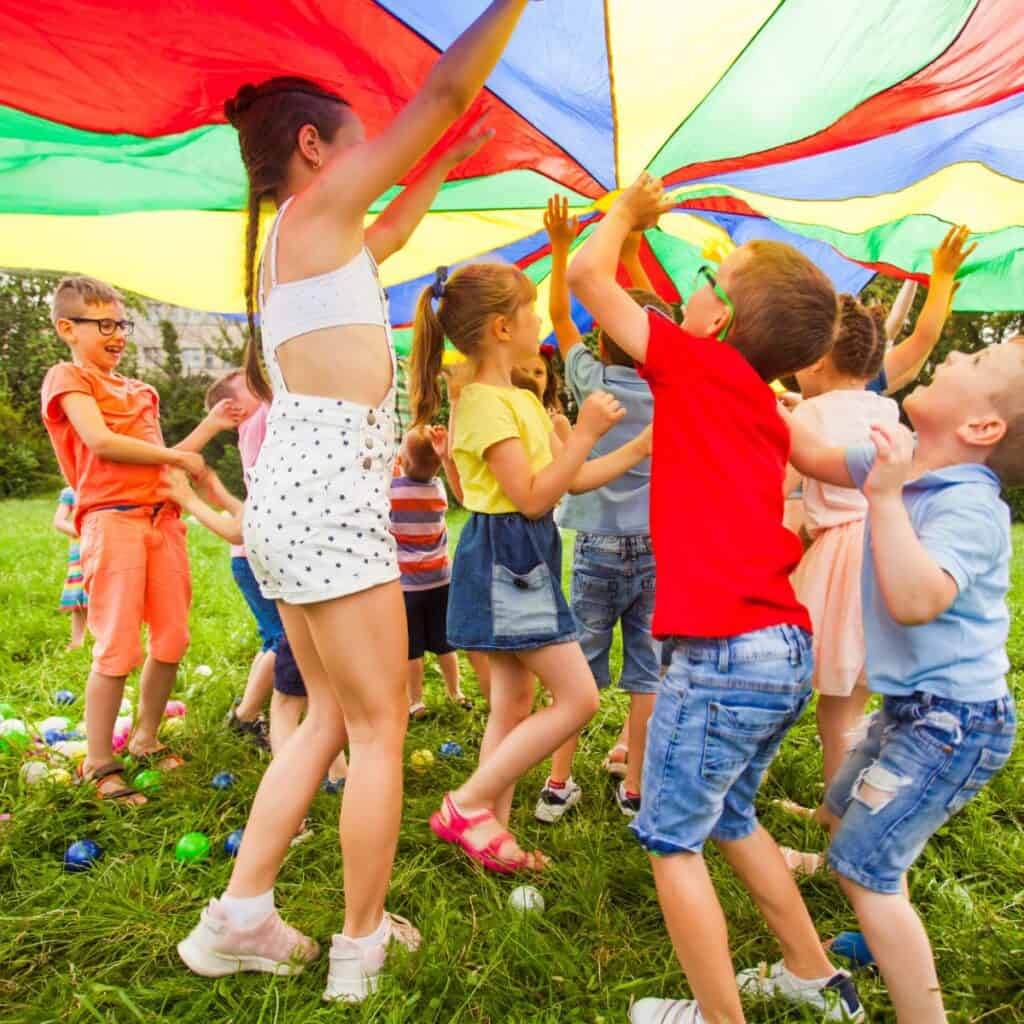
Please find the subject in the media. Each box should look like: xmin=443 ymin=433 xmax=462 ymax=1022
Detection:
xmin=511 ymin=365 xmax=541 ymax=398
xmin=535 ymin=348 xmax=564 ymax=414
xmin=987 ymin=337 xmax=1024 ymax=486
xmin=409 ymin=263 xmax=536 ymax=425
xmin=51 ymin=275 xmax=123 ymax=327
xmin=205 ymin=369 xmax=245 ymax=411
xmin=400 ymin=426 xmax=442 ymax=482
xmin=727 ymin=241 xmax=839 ymax=382
xmin=600 ymin=287 xmax=673 ymax=367
xmin=828 ymin=294 xmax=886 ymax=380
xmin=225 ymin=77 xmax=350 ymax=402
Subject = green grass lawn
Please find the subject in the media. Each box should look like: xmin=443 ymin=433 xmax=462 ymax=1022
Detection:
xmin=1 ymin=494 xmax=1022 ymax=1023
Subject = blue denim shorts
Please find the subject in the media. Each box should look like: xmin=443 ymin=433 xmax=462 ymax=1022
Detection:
xmin=231 ymin=556 xmax=284 ymax=653
xmin=632 ymin=625 xmax=812 ymax=854
xmin=826 ymin=691 xmax=1016 ymax=894
xmin=570 ymin=532 xmax=660 ymax=694
xmin=447 ymin=511 xmax=576 ymax=652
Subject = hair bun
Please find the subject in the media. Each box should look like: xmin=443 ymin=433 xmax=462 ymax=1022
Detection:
xmin=224 ymin=84 xmax=259 ymax=126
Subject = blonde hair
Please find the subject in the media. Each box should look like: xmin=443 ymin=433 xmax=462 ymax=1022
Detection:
xmin=205 ymin=369 xmax=245 ymax=411
xmin=51 ymin=276 xmax=124 ymax=327
xmin=987 ymin=337 xmax=1024 ymax=487
xmin=409 ymin=263 xmax=536 ymax=426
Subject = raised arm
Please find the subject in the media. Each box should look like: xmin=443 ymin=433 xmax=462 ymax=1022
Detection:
xmin=620 ymin=230 xmax=654 ymax=293
xmin=60 ymin=393 xmax=205 ymax=478
xmin=367 ymin=119 xmax=494 ymax=264
xmin=882 ymin=226 xmax=975 ymax=394
xmin=544 ymin=195 xmax=583 ymax=356
xmin=567 ymin=174 xmax=675 ymax=364
xmin=884 ymin=279 xmax=918 ymax=342
xmin=484 ymin=392 xmax=625 ymax=519
xmin=863 ymin=424 xmax=957 ymax=625
xmin=323 ymin=0 xmax=531 ymax=221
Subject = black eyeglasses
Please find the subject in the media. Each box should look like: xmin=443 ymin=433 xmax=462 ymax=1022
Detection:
xmin=68 ymin=316 xmax=135 ymax=337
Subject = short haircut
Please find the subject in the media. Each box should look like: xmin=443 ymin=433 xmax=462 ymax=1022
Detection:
xmin=600 ymin=288 xmax=674 ymax=367
xmin=987 ymin=337 xmax=1024 ymax=487
xmin=728 ymin=241 xmax=839 ymax=382
xmin=205 ymin=369 xmax=245 ymax=410
xmin=401 ymin=426 xmax=441 ymax=482
xmin=51 ymin=275 xmax=124 ymax=327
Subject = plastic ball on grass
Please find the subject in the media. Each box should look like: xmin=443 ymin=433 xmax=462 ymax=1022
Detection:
xmin=175 ymin=832 xmax=210 ymax=863
xmin=43 ymin=729 xmax=69 ymax=746
xmin=46 ymin=768 xmax=73 ymax=786
xmin=439 ymin=741 xmax=463 ymax=758
xmin=211 ymin=771 xmax=236 ymax=790
xmin=410 ymin=749 xmax=435 ymax=773
xmin=224 ymin=828 xmax=244 ymax=857
xmin=133 ymin=770 xmax=161 ymax=792
xmin=55 ymin=689 xmax=76 ymax=706
xmin=20 ymin=761 xmax=49 ymax=786
xmin=64 ymin=839 xmax=102 ymax=872
xmin=193 ymin=665 xmax=213 ymax=678
xmin=0 ymin=702 xmax=15 ymax=719
xmin=162 ymin=717 xmax=186 ymax=737
xmin=508 ymin=885 xmax=545 ymax=914
xmin=164 ymin=700 xmax=187 ymax=718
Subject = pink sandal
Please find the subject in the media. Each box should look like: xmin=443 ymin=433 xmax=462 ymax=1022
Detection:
xmin=430 ymin=793 xmax=544 ymax=876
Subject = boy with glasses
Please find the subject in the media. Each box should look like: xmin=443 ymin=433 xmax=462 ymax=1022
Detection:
xmin=569 ymin=176 xmax=863 ymax=1024
xmin=41 ymin=275 xmax=236 ymax=804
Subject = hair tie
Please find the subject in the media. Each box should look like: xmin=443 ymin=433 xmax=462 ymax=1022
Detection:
xmin=432 ymin=265 xmax=449 ymax=302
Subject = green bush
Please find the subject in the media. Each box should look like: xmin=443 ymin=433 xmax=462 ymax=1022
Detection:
xmin=1003 ymin=487 xmax=1024 ymax=523
xmin=0 ymin=395 xmax=59 ymax=498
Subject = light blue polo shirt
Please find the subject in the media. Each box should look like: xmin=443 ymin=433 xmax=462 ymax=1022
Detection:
xmin=558 ymin=345 xmax=652 ymax=536
xmin=847 ymin=444 xmax=1010 ymax=702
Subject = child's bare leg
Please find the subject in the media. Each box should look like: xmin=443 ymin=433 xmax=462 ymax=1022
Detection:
xmin=716 ymin=825 xmax=834 ymax=979
xmin=817 ymin=683 xmax=871 ymax=790
xmin=549 ymin=732 xmax=579 ymax=784
xmin=624 ymin=692 xmax=656 ymax=796
xmin=407 ymin=657 xmax=425 ymax=709
xmin=130 ymin=657 xmax=178 ymax=753
xmin=84 ymin=669 xmax=126 ymax=769
xmin=438 ymin=651 xmax=465 ymax=701
xmin=651 ymin=851 xmax=746 ymax=1024
xmin=235 ymin=649 xmax=276 ymax=722
xmin=466 ymin=650 xmax=491 ymax=704
xmin=840 ymin=876 xmax=946 ymax=1023
xmin=328 ymin=747 xmax=348 ymax=783
xmin=68 ymin=608 xmax=88 ymax=650
xmin=269 ymin=690 xmax=305 ymax=757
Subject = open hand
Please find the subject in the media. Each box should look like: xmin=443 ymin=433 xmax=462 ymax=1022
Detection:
xmin=577 ymin=390 xmax=626 ymax=440
xmin=931 ymin=224 xmax=977 ymax=278
xmin=443 ymin=115 xmax=495 ymax=167
xmin=615 ymin=173 xmax=676 ymax=231
xmin=163 ymin=468 xmax=195 ymax=508
xmin=205 ymin=398 xmax=245 ymax=433
xmin=544 ymin=195 xmax=579 ymax=249
xmin=174 ymin=450 xmax=206 ymax=481
xmin=426 ymin=424 xmax=449 ymax=460
xmin=864 ymin=422 xmax=916 ymax=500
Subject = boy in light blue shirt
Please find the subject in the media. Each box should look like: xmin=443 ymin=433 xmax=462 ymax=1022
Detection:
xmin=533 ymin=195 xmax=667 ymax=822
xmin=788 ymin=335 xmax=1023 ymax=1024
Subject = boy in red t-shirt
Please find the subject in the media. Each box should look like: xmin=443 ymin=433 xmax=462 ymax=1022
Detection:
xmin=40 ymin=276 xmax=235 ymax=804
xmin=569 ymin=178 xmax=863 ymax=1024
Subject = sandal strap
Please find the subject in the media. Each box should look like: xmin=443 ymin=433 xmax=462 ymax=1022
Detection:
xmin=442 ymin=792 xmax=494 ymax=830
xmin=86 ymin=761 xmax=127 ymax=782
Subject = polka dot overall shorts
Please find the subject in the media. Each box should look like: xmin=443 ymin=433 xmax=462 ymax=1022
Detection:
xmin=245 ymin=197 xmax=399 ymax=603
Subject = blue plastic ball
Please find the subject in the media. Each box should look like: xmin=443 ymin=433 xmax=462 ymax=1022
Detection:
xmin=63 ymin=839 xmax=102 ymax=872
xmin=43 ymin=729 xmax=68 ymax=746
xmin=224 ymin=828 xmax=244 ymax=857
xmin=54 ymin=690 xmax=76 ymax=706
xmin=439 ymin=741 xmax=463 ymax=758
xmin=211 ymin=771 xmax=236 ymax=790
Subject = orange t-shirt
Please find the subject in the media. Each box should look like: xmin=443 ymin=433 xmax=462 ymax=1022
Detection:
xmin=41 ymin=363 xmax=167 ymax=531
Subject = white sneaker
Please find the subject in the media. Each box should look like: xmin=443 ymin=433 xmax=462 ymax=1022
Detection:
xmin=322 ymin=912 xmax=420 ymax=1003
xmin=534 ymin=778 xmax=582 ymax=823
xmin=737 ymin=960 xmax=864 ymax=1021
xmin=177 ymin=900 xmax=319 ymax=977
xmin=630 ymin=997 xmax=705 ymax=1024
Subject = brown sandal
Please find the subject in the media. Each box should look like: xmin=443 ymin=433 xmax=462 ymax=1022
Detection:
xmin=76 ymin=761 xmax=147 ymax=805
xmin=130 ymin=745 xmax=186 ymax=772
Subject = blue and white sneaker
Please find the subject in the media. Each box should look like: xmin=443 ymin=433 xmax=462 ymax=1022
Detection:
xmin=629 ymin=998 xmax=706 ymax=1024
xmin=533 ymin=777 xmax=582 ymax=823
xmin=737 ymin=960 xmax=864 ymax=1021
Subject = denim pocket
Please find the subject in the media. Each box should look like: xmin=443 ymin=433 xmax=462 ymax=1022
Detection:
xmin=945 ymin=746 xmax=1011 ymax=814
xmin=572 ymin=570 xmax=618 ymax=632
xmin=492 ymin=562 xmax=558 ymax=638
xmin=700 ymin=700 xmax=795 ymax=780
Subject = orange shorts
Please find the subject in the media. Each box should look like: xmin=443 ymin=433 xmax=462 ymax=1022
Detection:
xmin=79 ymin=505 xmax=191 ymax=676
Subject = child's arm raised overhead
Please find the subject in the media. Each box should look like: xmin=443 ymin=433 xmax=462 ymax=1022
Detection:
xmin=620 ymin=229 xmax=655 ymax=293
xmin=60 ymin=393 xmax=205 ymax=478
xmin=484 ymin=391 xmax=625 ymax=519
xmin=53 ymin=499 xmax=77 ymax=539
xmin=567 ymin=173 xmax=675 ymax=364
xmin=862 ymin=423 xmax=958 ymax=626
xmin=881 ymin=226 xmax=975 ymax=394
xmin=316 ymin=0 xmax=532 ymax=226
xmin=545 ymin=195 xmax=583 ymax=356
xmin=884 ymin=278 xmax=918 ymax=342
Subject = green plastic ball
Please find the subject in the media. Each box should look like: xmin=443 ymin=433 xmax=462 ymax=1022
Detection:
xmin=174 ymin=832 xmax=210 ymax=863
xmin=133 ymin=769 xmax=162 ymax=792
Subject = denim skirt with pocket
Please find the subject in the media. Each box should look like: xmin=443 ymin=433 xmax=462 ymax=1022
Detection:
xmin=447 ymin=511 xmax=577 ymax=652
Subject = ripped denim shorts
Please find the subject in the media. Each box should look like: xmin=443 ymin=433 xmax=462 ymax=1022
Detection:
xmin=826 ymin=691 xmax=1016 ymax=894
xmin=446 ymin=511 xmax=576 ymax=652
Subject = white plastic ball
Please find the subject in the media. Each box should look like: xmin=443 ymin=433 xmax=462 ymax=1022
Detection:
xmin=194 ymin=665 xmax=213 ymax=677
xmin=508 ymin=885 xmax=545 ymax=914
xmin=20 ymin=761 xmax=49 ymax=785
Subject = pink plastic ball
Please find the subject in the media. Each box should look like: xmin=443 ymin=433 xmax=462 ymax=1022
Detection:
xmin=164 ymin=700 xmax=187 ymax=718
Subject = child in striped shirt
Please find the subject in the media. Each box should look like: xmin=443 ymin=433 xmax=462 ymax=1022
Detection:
xmin=390 ymin=425 xmax=472 ymax=719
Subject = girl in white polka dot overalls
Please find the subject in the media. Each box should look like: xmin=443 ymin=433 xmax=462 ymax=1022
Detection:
xmin=176 ymin=2 xmax=537 ymax=1004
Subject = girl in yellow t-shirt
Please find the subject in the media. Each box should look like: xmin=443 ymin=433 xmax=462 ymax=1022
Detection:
xmin=409 ymin=263 xmax=651 ymax=873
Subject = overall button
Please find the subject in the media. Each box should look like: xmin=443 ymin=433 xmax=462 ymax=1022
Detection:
xmin=362 ymin=457 xmax=373 ymax=470
xmin=366 ymin=411 xmax=376 ymax=426
xmin=365 ymin=437 xmax=374 ymax=449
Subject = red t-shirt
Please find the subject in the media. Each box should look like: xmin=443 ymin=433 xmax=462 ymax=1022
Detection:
xmin=638 ymin=309 xmax=810 ymax=638
xmin=41 ymin=363 xmax=166 ymax=532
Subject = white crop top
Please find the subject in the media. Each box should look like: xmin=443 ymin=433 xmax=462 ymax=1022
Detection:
xmin=258 ymin=196 xmax=392 ymax=396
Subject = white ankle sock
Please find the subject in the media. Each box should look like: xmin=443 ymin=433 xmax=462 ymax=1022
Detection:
xmin=219 ymin=889 xmax=274 ymax=929
xmin=346 ymin=915 xmax=388 ymax=948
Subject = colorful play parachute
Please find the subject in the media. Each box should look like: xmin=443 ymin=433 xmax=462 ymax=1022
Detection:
xmin=0 ymin=0 xmax=1021 ymax=357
